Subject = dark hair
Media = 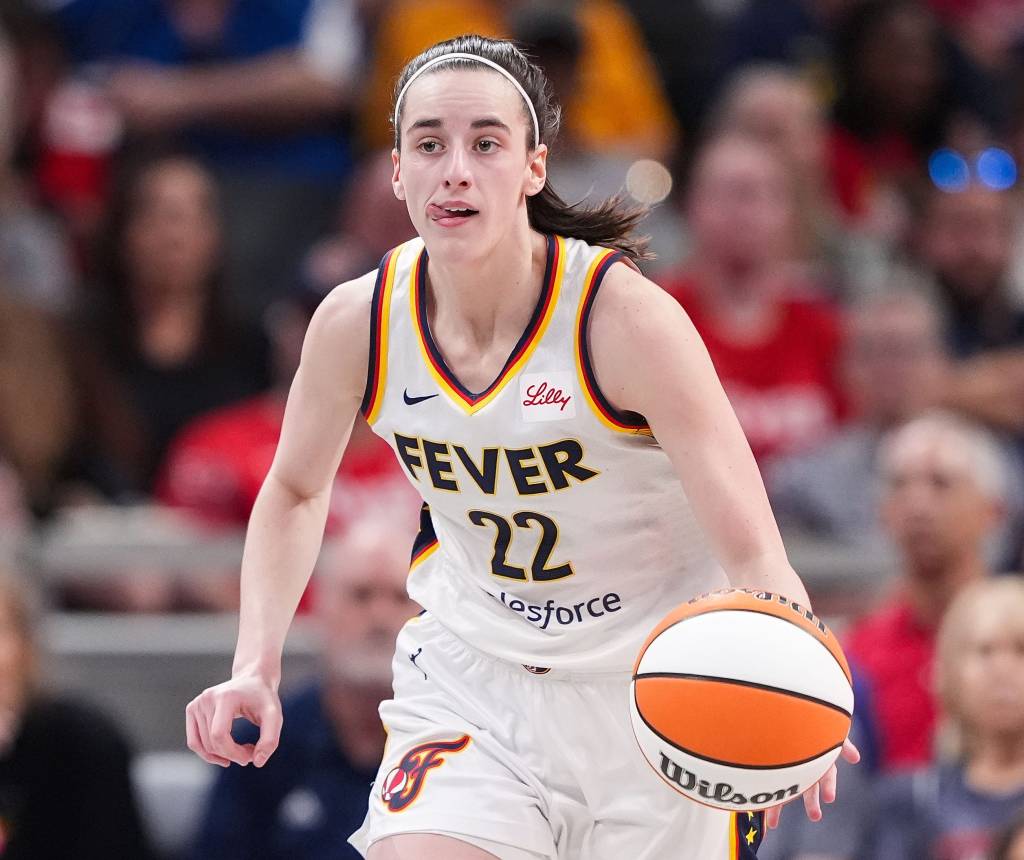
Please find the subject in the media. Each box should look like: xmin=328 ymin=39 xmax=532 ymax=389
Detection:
xmin=392 ymin=35 xmax=650 ymax=262
xmin=832 ymin=0 xmax=953 ymax=151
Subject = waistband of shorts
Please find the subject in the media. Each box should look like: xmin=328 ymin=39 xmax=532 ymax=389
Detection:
xmin=415 ymin=612 xmax=633 ymax=683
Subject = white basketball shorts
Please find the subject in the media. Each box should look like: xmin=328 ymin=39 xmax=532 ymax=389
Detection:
xmin=349 ymin=612 xmax=765 ymax=859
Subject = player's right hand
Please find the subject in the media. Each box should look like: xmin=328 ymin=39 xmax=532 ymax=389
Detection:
xmin=185 ymin=674 xmax=282 ymax=768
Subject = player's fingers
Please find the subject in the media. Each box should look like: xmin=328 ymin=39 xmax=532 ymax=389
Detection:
xmin=188 ymin=704 xmax=230 ymax=767
xmin=821 ymin=762 xmax=838 ymax=804
xmin=803 ymin=781 xmax=822 ymax=822
xmin=252 ymin=699 xmax=283 ymax=767
xmin=209 ymin=695 xmax=255 ymax=766
xmin=841 ymin=737 xmax=861 ymax=765
xmin=765 ymin=804 xmax=782 ymax=830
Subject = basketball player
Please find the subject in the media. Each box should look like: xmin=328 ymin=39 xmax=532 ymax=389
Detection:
xmin=186 ymin=35 xmax=858 ymax=859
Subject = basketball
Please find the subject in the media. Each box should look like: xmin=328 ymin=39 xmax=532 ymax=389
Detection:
xmin=629 ymin=588 xmax=854 ymax=812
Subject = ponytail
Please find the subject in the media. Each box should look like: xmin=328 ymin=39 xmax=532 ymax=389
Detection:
xmin=527 ymin=184 xmax=651 ymax=262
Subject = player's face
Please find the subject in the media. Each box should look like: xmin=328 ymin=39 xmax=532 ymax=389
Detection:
xmin=954 ymin=603 xmax=1024 ymax=737
xmin=879 ymin=435 xmax=1000 ymax=570
xmin=392 ymin=69 xmax=547 ymax=260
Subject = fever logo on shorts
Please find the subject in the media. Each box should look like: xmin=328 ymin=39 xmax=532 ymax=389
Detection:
xmin=380 ymin=735 xmax=471 ymax=812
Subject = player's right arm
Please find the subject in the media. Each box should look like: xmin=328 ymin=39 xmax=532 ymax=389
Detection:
xmin=185 ymin=271 xmax=375 ymax=768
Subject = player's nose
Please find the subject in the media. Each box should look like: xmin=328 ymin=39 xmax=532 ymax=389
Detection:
xmin=442 ymin=146 xmax=472 ymax=188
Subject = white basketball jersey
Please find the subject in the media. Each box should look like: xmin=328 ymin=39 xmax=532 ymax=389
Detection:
xmin=361 ymin=234 xmax=727 ymax=672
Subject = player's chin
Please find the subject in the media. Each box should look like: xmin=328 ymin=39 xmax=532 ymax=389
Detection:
xmin=426 ymin=217 xmax=489 ymax=254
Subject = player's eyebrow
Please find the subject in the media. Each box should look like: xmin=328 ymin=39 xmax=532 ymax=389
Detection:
xmin=405 ymin=117 xmax=512 ymax=135
xmin=470 ymin=117 xmax=511 ymax=134
xmin=406 ymin=118 xmax=443 ymax=134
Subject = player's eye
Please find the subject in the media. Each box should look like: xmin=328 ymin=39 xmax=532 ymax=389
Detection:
xmin=476 ymin=139 xmax=499 ymax=153
xmin=418 ymin=140 xmax=442 ymax=154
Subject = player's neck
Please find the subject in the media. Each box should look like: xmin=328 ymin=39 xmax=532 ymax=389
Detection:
xmin=965 ymin=737 xmax=1024 ymax=793
xmin=426 ymin=228 xmax=547 ymax=348
xmin=903 ymin=554 xmax=987 ymax=627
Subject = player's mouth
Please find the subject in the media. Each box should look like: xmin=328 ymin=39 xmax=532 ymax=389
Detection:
xmin=428 ymin=202 xmax=479 ymax=227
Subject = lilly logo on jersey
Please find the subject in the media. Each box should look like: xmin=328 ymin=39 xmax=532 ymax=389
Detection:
xmin=381 ymin=735 xmax=471 ymax=813
xmin=520 ymin=371 xmax=576 ymax=422
xmin=658 ymin=752 xmax=799 ymax=807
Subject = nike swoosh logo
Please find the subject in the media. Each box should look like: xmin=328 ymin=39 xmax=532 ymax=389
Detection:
xmin=404 ymin=389 xmax=439 ymax=405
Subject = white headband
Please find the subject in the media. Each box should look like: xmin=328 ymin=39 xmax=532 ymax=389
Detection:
xmin=393 ymin=52 xmax=540 ymax=149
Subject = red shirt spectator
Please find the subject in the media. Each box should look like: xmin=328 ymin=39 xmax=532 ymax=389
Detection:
xmin=844 ymin=596 xmax=937 ymax=769
xmin=842 ymin=412 xmax=1006 ymax=772
xmin=155 ymin=394 xmax=412 ymax=535
xmin=664 ymin=275 xmax=845 ymax=462
xmin=666 ymin=133 xmax=846 ymax=462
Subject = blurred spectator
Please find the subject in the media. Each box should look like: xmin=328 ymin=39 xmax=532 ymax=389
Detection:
xmin=0 ymin=294 xmax=76 ymax=515
xmin=0 ymin=460 xmax=29 ymax=544
xmin=995 ymin=811 xmax=1024 ymax=860
xmin=917 ymin=183 xmax=1023 ymax=357
xmin=934 ymin=0 xmax=1024 ymax=133
xmin=191 ymin=515 xmax=419 ymax=859
xmin=709 ymin=64 xmax=892 ymax=297
xmin=719 ymin=0 xmax=858 ymax=91
xmin=914 ymin=181 xmax=1024 ymax=435
xmin=767 ymin=289 xmax=948 ymax=545
xmin=70 ymin=151 xmax=270 ymax=500
xmin=359 ymin=0 xmax=678 ymax=160
xmin=662 ymin=133 xmax=846 ymax=462
xmin=845 ymin=411 xmax=1006 ymax=771
xmin=0 ymin=565 xmax=155 ymax=858
xmin=155 ymin=276 xmax=410 ymax=534
xmin=623 ymin=0 xmax=724 ymax=140
xmin=0 ymin=21 xmax=76 ymax=315
xmin=40 ymin=0 xmax=364 ymax=320
xmin=868 ymin=577 xmax=1024 ymax=858
xmin=294 ymin=151 xmax=415 ymax=294
xmin=829 ymin=0 xmax=989 ymax=230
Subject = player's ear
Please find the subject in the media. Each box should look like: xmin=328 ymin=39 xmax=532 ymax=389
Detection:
xmin=392 ymin=148 xmax=406 ymax=201
xmin=525 ymin=143 xmax=548 ymax=198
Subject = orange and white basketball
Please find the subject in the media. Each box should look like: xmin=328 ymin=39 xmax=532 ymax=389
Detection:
xmin=629 ymin=588 xmax=854 ymax=812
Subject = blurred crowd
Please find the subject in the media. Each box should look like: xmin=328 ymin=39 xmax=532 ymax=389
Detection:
xmin=2 ymin=0 xmax=1024 ymax=857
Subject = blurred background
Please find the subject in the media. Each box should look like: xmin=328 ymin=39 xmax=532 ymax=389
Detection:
xmin=2 ymin=0 xmax=1024 ymax=857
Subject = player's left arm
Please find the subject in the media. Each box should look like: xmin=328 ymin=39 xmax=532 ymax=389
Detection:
xmin=588 ymin=262 xmax=859 ymax=825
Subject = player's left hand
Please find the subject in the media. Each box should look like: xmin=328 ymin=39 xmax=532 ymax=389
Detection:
xmin=765 ymin=738 xmax=860 ymax=829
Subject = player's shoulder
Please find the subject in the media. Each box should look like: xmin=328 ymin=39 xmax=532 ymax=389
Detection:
xmin=587 ymin=254 xmax=692 ymax=345
xmin=312 ymin=269 xmax=378 ymax=339
xmin=311 ymin=237 xmax=422 ymax=338
xmin=295 ymin=269 xmax=380 ymax=399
